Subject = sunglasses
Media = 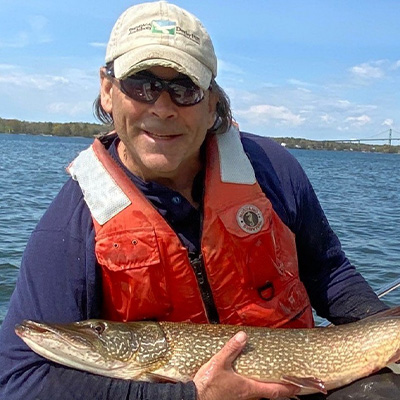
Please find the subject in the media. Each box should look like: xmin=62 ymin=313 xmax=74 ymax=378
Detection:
xmin=106 ymin=68 xmax=207 ymax=107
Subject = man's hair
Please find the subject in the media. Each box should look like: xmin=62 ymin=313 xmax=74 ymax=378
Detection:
xmin=93 ymin=77 xmax=232 ymax=135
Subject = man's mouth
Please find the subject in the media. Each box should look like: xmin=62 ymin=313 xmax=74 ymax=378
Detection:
xmin=144 ymin=130 xmax=181 ymax=140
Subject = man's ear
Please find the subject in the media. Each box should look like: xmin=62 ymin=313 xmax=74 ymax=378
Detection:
xmin=100 ymin=67 xmax=113 ymax=113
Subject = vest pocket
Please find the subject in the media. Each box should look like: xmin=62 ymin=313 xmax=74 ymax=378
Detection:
xmin=96 ymin=227 xmax=172 ymax=321
xmin=96 ymin=227 xmax=161 ymax=270
xmin=215 ymin=201 xmax=281 ymax=288
xmin=215 ymin=199 xmax=300 ymax=290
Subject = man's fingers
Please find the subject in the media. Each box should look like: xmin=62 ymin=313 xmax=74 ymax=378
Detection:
xmin=194 ymin=331 xmax=301 ymax=400
xmin=216 ymin=331 xmax=247 ymax=368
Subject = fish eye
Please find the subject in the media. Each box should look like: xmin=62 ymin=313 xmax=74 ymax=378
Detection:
xmin=92 ymin=322 xmax=106 ymax=335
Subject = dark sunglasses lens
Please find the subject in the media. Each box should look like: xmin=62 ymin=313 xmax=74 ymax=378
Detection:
xmin=120 ymin=78 xmax=161 ymax=103
xmin=168 ymin=81 xmax=204 ymax=105
xmin=120 ymin=75 xmax=204 ymax=106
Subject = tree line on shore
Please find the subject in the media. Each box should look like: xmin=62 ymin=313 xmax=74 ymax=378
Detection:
xmin=1 ymin=117 xmax=399 ymax=153
xmin=0 ymin=117 xmax=109 ymax=138
xmin=275 ymin=137 xmax=400 ymax=153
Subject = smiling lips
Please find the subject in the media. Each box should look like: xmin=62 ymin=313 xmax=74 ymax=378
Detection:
xmin=144 ymin=130 xmax=182 ymax=140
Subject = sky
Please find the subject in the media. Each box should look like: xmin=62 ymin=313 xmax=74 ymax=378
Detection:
xmin=1 ymin=0 xmax=399 ymax=140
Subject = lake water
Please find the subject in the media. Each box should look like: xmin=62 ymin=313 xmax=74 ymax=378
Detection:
xmin=0 ymin=133 xmax=399 ymax=326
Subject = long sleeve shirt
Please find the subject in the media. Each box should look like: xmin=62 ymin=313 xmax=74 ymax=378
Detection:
xmin=0 ymin=131 xmax=387 ymax=400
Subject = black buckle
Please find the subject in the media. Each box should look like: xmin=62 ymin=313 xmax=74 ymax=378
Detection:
xmin=258 ymin=281 xmax=274 ymax=301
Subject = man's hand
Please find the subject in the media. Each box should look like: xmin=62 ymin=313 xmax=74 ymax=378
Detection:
xmin=193 ymin=331 xmax=300 ymax=400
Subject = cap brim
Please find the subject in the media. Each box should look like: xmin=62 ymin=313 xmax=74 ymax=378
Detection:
xmin=113 ymin=45 xmax=212 ymax=90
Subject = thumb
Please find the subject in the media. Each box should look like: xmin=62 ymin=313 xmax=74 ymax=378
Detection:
xmin=218 ymin=331 xmax=247 ymax=368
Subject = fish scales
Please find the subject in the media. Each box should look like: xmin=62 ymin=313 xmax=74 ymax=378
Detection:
xmin=15 ymin=309 xmax=400 ymax=395
xmin=157 ymin=319 xmax=399 ymax=388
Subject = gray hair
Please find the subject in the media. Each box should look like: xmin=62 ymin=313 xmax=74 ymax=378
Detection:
xmin=93 ymin=74 xmax=232 ymax=135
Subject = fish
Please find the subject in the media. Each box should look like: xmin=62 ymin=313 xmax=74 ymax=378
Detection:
xmin=15 ymin=307 xmax=400 ymax=395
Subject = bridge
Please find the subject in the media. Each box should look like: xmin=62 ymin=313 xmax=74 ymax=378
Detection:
xmin=335 ymin=128 xmax=400 ymax=146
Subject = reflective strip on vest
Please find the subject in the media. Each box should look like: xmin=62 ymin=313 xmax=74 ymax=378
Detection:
xmin=216 ymin=127 xmax=257 ymax=184
xmin=68 ymin=145 xmax=131 ymax=225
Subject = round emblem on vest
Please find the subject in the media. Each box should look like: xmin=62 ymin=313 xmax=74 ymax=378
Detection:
xmin=236 ymin=204 xmax=264 ymax=234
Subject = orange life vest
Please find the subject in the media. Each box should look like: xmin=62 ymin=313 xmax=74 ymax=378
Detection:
xmin=68 ymin=127 xmax=314 ymax=328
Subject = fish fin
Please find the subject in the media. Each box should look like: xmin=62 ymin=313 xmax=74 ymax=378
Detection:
xmin=129 ymin=371 xmax=150 ymax=381
xmin=145 ymin=372 xmax=181 ymax=383
xmin=146 ymin=369 xmax=192 ymax=383
xmin=387 ymin=363 xmax=400 ymax=375
xmin=363 ymin=306 xmax=400 ymax=320
xmin=281 ymin=375 xmax=327 ymax=395
xmin=387 ymin=349 xmax=400 ymax=365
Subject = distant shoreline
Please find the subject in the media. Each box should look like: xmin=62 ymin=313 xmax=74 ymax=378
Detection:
xmin=0 ymin=117 xmax=108 ymax=138
xmin=272 ymin=137 xmax=400 ymax=153
xmin=1 ymin=117 xmax=399 ymax=154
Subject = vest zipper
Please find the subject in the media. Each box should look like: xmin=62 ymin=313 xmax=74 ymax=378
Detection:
xmin=189 ymin=252 xmax=220 ymax=324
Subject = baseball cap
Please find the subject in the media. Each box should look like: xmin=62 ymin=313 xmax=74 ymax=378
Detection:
xmin=105 ymin=1 xmax=217 ymax=90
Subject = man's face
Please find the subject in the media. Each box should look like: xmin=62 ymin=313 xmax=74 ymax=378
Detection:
xmin=100 ymin=66 xmax=217 ymax=182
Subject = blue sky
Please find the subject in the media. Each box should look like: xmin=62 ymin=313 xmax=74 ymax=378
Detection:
xmin=1 ymin=0 xmax=399 ymax=140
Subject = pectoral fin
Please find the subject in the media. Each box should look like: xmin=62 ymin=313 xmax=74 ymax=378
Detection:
xmin=146 ymin=367 xmax=192 ymax=383
xmin=281 ymin=375 xmax=327 ymax=394
xmin=387 ymin=363 xmax=400 ymax=374
xmin=145 ymin=372 xmax=181 ymax=383
xmin=387 ymin=348 xmax=400 ymax=365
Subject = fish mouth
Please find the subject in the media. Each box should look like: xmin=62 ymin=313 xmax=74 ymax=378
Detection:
xmin=16 ymin=320 xmax=52 ymax=336
xmin=15 ymin=320 xmax=131 ymax=377
xmin=16 ymin=320 xmax=70 ymax=337
xmin=15 ymin=320 xmax=93 ymax=350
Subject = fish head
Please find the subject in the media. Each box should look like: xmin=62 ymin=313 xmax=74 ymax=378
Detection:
xmin=15 ymin=319 xmax=169 ymax=379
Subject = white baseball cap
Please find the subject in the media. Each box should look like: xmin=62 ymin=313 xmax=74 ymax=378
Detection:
xmin=105 ymin=1 xmax=217 ymax=90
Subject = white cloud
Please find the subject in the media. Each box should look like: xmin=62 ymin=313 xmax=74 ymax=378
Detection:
xmin=345 ymin=115 xmax=371 ymax=127
xmin=382 ymin=119 xmax=394 ymax=127
xmin=237 ymin=104 xmax=305 ymax=126
xmin=0 ymin=70 xmax=69 ymax=90
xmin=47 ymin=101 xmax=93 ymax=116
xmin=350 ymin=62 xmax=384 ymax=79
xmin=337 ymin=99 xmax=352 ymax=108
xmin=318 ymin=98 xmax=377 ymax=115
xmin=348 ymin=58 xmax=400 ymax=81
xmin=0 ymin=64 xmax=99 ymax=122
xmin=287 ymin=78 xmax=311 ymax=87
xmin=0 ymin=63 xmax=18 ymax=70
xmin=0 ymin=15 xmax=52 ymax=48
xmin=321 ymin=114 xmax=336 ymax=124
xmin=89 ymin=42 xmax=107 ymax=48
xmin=0 ymin=32 xmax=29 ymax=48
xmin=218 ymin=59 xmax=244 ymax=75
xmin=28 ymin=15 xmax=52 ymax=43
xmin=390 ymin=60 xmax=400 ymax=70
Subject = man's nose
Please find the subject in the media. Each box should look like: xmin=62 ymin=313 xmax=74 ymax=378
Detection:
xmin=150 ymin=91 xmax=179 ymax=119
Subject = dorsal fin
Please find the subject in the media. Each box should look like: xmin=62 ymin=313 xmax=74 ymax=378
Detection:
xmin=364 ymin=306 xmax=400 ymax=321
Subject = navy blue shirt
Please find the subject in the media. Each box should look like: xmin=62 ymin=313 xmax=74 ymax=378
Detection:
xmin=0 ymin=132 xmax=387 ymax=399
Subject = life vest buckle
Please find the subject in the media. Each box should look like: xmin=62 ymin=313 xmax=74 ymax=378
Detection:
xmin=258 ymin=281 xmax=275 ymax=301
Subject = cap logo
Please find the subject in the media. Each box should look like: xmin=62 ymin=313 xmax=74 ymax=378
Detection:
xmin=128 ymin=20 xmax=200 ymax=45
xmin=151 ymin=20 xmax=176 ymax=35
xmin=236 ymin=205 xmax=264 ymax=234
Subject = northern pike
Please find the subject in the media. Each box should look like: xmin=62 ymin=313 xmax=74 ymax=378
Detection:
xmin=15 ymin=308 xmax=400 ymax=395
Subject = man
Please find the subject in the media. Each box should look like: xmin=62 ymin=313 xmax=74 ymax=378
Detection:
xmin=0 ymin=1 xmax=394 ymax=399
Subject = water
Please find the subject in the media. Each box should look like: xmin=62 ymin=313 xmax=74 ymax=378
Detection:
xmin=292 ymin=149 xmax=400 ymax=308
xmin=0 ymin=134 xmax=399 ymax=326
xmin=0 ymin=134 xmax=92 ymax=324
